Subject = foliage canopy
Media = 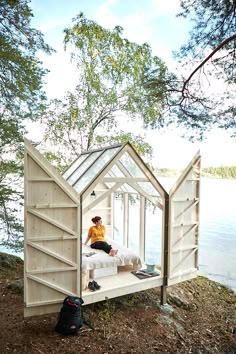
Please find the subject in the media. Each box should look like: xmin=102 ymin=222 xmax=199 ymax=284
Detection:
xmin=41 ymin=13 xmax=168 ymax=166
xmin=0 ymin=0 xmax=53 ymax=250
xmin=145 ymin=0 xmax=236 ymax=139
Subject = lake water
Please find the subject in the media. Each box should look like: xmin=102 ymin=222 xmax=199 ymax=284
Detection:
xmin=155 ymin=177 xmax=236 ymax=292
xmin=1 ymin=177 xmax=235 ymax=292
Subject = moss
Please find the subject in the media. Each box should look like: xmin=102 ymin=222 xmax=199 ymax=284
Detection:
xmin=0 ymin=252 xmax=23 ymax=279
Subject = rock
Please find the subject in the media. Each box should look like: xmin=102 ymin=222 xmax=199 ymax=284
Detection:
xmin=168 ymin=292 xmax=197 ymax=311
xmin=0 ymin=252 xmax=23 ymax=271
xmin=7 ymin=278 xmax=24 ymax=294
xmin=159 ymin=315 xmax=174 ymax=326
xmin=159 ymin=303 xmax=175 ymax=316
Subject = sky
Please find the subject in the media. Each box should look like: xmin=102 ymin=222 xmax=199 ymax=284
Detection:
xmin=29 ymin=0 xmax=236 ymax=169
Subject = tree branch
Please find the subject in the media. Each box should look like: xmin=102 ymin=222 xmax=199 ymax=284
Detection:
xmin=182 ymin=34 xmax=236 ymax=94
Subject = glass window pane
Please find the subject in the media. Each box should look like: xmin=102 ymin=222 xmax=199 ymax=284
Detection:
xmin=62 ymin=154 xmax=89 ymax=179
xmin=145 ymin=205 xmax=162 ymax=266
xmin=123 ymin=183 xmax=137 ymax=193
xmin=119 ymin=152 xmax=145 ymax=177
xmin=128 ymin=195 xmax=140 ymax=254
xmin=74 ymin=147 xmax=120 ymax=193
xmin=67 ymin=151 xmax=101 ymax=185
xmin=137 ymin=182 xmax=160 ymax=197
xmin=110 ymin=164 xmax=125 ymax=177
xmin=113 ymin=198 xmax=124 ymax=244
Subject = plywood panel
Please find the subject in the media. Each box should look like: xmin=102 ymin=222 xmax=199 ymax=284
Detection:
xmin=24 ymin=139 xmax=81 ymax=317
xmin=28 ymin=181 xmax=77 ymax=205
xmin=27 ymin=156 xmax=51 ymax=179
xmin=30 ymin=208 xmax=78 ymax=231
xmin=168 ymin=152 xmax=201 ymax=285
xmin=27 ymin=278 xmax=65 ymax=303
xmin=26 ymin=246 xmax=74 ymax=270
xmin=27 ymin=213 xmax=73 ymax=238
xmin=33 ymin=239 xmax=77 ymax=262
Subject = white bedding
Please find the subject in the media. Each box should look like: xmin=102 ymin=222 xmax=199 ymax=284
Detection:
xmin=82 ymin=237 xmax=142 ymax=271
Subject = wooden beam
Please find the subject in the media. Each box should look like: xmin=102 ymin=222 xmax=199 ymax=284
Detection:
xmin=161 ymin=193 xmax=169 ymax=305
xmin=127 ymin=182 xmax=163 ymax=210
xmin=27 ymin=178 xmax=54 ymax=181
xmin=27 ymin=203 xmax=78 ymax=209
xmin=116 ymin=160 xmax=131 ymax=177
xmin=25 ymin=298 xmax=65 ymax=307
xmin=169 ymin=267 xmax=198 ymax=280
xmin=169 ymin=152 xmax=201 ymax=196
xmin=27 ymin=208 xmax=77 ymax=236
xmin=174 ymin=199 xmax=199 ymax=220
xmin=171 ymin=221 xmax=199 ymax=228
xmin=171 ymin=224 xmax=198 ymax=249
xmin=24 ymin=138 xmax=80 ymax=203
xmin=172 ymin=245 xmax=198 ymax=253
xmin=27 ymin=236 xmax=76 ymax=241
xmin=82 ymin=182 xmax=124 ymax=214
xmin=125 ymin=144 xmax=167 ymax=198
xmin=77 ymin=199 xmax=81 ymax=295
xmin=170 ymin=247 xmax=198 ymax=273
xmin=29 ymin=267 xmax=77 ymax=274
xmin=123 ymin=193 xmax=129 ymax=247
xmin=71 ymin=150 xmax=105 ymax=187
xmin=172 ymin=197 xmax=199 ymax=202
xmin=103 ymin=177 xmax=148 ymax=183
xmin=27 ymin=274 xmax=77 ymax=297
xmin=27 ymin=240 xmax=78 ymax=267
xmin=82 ymin=144 xmax=127 ymax=199
xmin=24 ymin=150 xmax=29 ymax=306
xmin=139 ymin=196 xmax=145 ymax=261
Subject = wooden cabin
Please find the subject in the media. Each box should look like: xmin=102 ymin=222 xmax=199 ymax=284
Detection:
xmin=24 ymin=138 xmax=201 ymax=317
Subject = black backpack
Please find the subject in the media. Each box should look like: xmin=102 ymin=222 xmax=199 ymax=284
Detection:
xmin=55 ymin=296 xmax=94 ymax=335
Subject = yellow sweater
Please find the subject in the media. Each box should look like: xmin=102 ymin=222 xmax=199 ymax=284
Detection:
xmin=88 ymin=225 xmax=106 ymax=244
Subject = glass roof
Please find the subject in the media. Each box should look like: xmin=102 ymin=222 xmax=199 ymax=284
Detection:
xmin=62 ymin=145 xmax=122 ymax=192
xmin=119 ymin=152 xmax=145 ymax=177
xmin=73 ymin=147 xmax=121 ymax=193
xmin=67 ymin=151 xmax=101 ymax=185
xmin=62 ymin=143 xmax=163 ymax=205
xmin=62 ymin=153 xmax=89 ymax=180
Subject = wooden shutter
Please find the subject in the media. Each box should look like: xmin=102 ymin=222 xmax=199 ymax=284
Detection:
xmin=167 ymin=152 xmax=201 ymax=286
xmin=24 ymin=139 xmax=81 ymax=317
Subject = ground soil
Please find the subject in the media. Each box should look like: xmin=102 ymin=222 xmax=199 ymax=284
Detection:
xmin=0 ymin=253 xmax=235 ymax=354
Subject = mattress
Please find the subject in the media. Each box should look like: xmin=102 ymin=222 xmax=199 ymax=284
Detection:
xmin=82 ymin=237 xmax=142 ymax=271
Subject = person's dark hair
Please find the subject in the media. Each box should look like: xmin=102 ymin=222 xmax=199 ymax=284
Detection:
xmin=92 ymin=216 xmax=101 ymax=224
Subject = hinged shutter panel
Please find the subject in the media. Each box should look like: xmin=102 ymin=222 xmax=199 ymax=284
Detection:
xmin=24 ymin=139 xmax=81 ymax=317
xmin=168 ymin=152 xmax=201 ymax=286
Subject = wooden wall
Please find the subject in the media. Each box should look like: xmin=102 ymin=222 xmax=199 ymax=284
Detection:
xmin=24 ymin=140 xmax=81 ymax=317
xmin=168 ymin=152 xmax=201 ymax=285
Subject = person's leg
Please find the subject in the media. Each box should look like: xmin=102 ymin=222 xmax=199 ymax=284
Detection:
xmin=109 ymin=249 xmax=118 ymax=256
xmin=91 ymin=241 xmax=112 ymax=254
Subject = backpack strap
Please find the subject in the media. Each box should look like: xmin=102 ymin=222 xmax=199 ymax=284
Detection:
xmin=83 ymin=318 xmax=95 ymax=331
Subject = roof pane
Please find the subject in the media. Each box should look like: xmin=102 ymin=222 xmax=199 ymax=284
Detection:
xmin=137 ymin=182 xmax=160 ymax=197
xmin=67 ymin=151 xmax=101 ymax=185
xmin=74 ymin=147 xmax=121 ymax=193
xmin=123 ymin=183 xmax=137 ymax=193
xmin=110 ymin=164 xmax=125 ymax=177
xmin=62 ymin=154 xmax=89 ymax=179
xmin=119 ymin=152 xmax=145 ymax=177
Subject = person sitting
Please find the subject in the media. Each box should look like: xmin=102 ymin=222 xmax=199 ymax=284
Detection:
xmin=84 ymin=216 xmax=118 ymax=256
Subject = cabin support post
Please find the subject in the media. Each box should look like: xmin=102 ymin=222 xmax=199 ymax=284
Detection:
xmin=161 ymin=194 xmax=169 ymax=305
xmin=79 ymin=194 xmax=83 ymax=296
xmin=123 ymin=192 xmax=129 ymax=247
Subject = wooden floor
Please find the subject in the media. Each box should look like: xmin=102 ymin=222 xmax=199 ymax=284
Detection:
xmin=82 ymin=265 xmax=163 ymax=305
